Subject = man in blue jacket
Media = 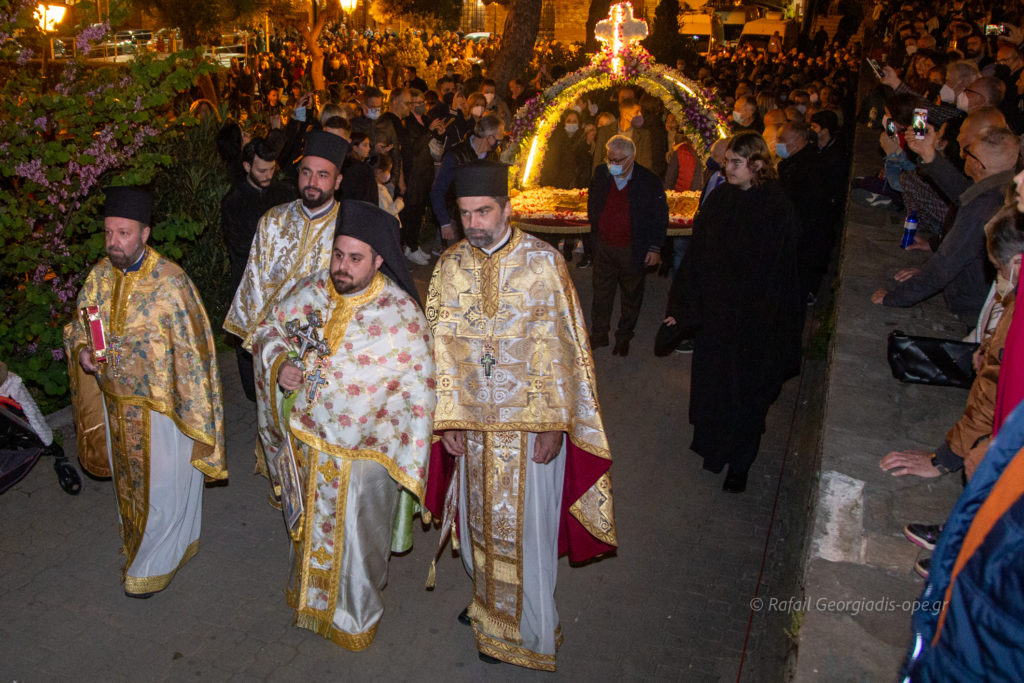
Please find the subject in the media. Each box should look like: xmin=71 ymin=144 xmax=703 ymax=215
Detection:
xmin=902 ymin=397 xmax=1024 ymax=680
xmin=587 ymin=135 xmax=669 ymax=357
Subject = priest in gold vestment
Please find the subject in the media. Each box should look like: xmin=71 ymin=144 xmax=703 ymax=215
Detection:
xmin=424 ymin=163 xmax=617 ymax=670
xmin=64 ymin=187 xmax=226 ymax=597
xmin=224 ymin=130 xmax=350 ymax=475
xmin=253 ymin=201 xmax=435 ymax=649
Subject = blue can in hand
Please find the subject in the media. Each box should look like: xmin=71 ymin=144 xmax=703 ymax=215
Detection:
xmin=900 ymin=210 xmax=918 ymax=249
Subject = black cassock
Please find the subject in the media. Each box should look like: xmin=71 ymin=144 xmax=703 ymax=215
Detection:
xmin=665 ymin=180 xmax=804 ymax=474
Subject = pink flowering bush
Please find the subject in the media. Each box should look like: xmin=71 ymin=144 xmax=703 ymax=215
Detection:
xmin=0 ymin=7 xmax=217 ymax=408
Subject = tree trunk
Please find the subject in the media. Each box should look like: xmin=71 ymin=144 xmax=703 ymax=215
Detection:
xmin=487 ymin=0 xmax=542 ymax=99
xmin=585 ymin=0 xmax=614 ymax=54
xmin=301 ymin=5 xmax=337 ymax=93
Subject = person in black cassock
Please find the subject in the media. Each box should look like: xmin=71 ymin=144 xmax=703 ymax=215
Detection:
xmin=222 ymin=137 xmax=298 ymax=401
xmin=660 ymin=132 xmax=804 ymax=493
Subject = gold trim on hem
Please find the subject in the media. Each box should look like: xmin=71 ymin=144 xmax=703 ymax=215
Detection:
xmin=474 ymin=628 xmax=557 ymax=672
xmin=293 ymin=610 xmax=380 ymax=651
xmin=123 ymin=539 xmax=199 ymax=594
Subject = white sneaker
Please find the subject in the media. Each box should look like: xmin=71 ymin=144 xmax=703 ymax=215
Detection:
xmin=408 ymin=248 xmax=430 ymax=265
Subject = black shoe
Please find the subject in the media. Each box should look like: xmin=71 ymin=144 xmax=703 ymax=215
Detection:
xmin=577 ymin=255 xmax=593 ymax=268
xmin=457 ymin=607 xmax=471 ymax=627
xmin=125 ymin=591 xmax=155 ymax=599
xmin=478 ymin=652 xmax=502 ymax=664
xmin=904 ymin=523 xmax=943 ymax=551
xmin=590 ymin=333 xmax=609 ymax=350
xmin=612 ymin=339 xmax=630 ymax=356
xmin=914 ymin=556 xmax=930 ymax=579
xmin=722 ymin=469 xmax=748 ymax=493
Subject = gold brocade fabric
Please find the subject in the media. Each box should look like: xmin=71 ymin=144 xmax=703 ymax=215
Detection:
xmin=426 ymin=228 xmax=611 ymax=460
xmin=252 ymin=271 xmax=436 ymax=502
xmin=466 ymin=431 xmax=528 ymax=643
xmin=223 ymin=199 xmax=340 ymax=350
xmin=62 ymin=247 xmax=227 ymax=481
xmin=62 ymin=247 xmax=226 ymax=570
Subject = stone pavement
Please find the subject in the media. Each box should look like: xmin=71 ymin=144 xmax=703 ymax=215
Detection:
xmin=1 ymin=258 xmax=821 ymax=681
xmin=793 ymin=117 xmax=966 ymax=679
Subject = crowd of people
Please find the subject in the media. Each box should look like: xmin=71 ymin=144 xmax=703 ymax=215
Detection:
xmin=28 ymin=12 xmax=874 ymax=669
xmin=30 ymin=0 xmax=1024 ymax=673
xmin=778 ymin=0 xmax=1024 ymax=678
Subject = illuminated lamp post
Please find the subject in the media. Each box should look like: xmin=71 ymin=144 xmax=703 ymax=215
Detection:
xmin=34 ymin=3 xmax=66 ymax=88
xmin=338 ymin=0 xmax=358 ymax=30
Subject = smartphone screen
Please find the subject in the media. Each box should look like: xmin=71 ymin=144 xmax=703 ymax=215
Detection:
xmin=912 ymin=108 xmax=928 ymax=139
xmin=867 ymin=57 xmax=884 ymax=79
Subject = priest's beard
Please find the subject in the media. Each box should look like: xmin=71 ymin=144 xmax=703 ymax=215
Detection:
xmin=302 ymin=186 xmax=332 ymax=210
xmin=108 ymin=243 xmax=145 ymax=270
xmin=331 ymin=266 xmax=375 ymax=295
xmin=466 ymin=224 xmax=510 ymax=250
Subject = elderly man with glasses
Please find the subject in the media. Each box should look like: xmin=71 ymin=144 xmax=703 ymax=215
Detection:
xmin=586 ymin=134 xmax=669 ymax=356
xmin=872 ymin=112 xmax=1019 ymax=323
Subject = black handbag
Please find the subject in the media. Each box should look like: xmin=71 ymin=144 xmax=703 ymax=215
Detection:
xmin=886 ymin=329 xmax=978 ymax=389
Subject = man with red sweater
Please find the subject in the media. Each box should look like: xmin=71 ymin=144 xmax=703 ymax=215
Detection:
xmin=587 ymin=135 xmax=669 ymax=356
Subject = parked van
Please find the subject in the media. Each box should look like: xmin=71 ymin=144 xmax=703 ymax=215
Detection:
xmin=737 ymin=15 xmax=799 ymax=51
xmin=716 ymin=5 xmax=763 ymax=46
xmin=678 ymin=11 xmax=725 ymax=55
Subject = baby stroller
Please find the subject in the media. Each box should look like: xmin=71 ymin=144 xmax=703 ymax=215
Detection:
xmin=0 ymin=362 xmax=81 ymax=495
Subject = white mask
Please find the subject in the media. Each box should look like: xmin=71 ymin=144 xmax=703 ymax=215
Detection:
xmin=483 ymin=92 xmax=495 ymax=104
xmin=809 ymin=93 xmax=819 ymax=103
xmin=939 ymin=84 xmax=956 ymax=103
xmin=565 ymin=123 xmax=579 ymax=135
xmin=607 ymin=163 xmax=624 ymax=176
xmin=905 ymin=45 xmax=917 ymax=55
xmin=956 ymin=91 xmax=970 ymax=112
xmin=997 ymin=262 xmax=1018 ymax=299
xmin=588 ymin=103 xmax=599 ymax=115
xmin=366 ymin=107 xmax=381 ymax=120
xmin=732 ymin=111 xmax=746 ymax=124
xmin=572 ymin=104 xmax=583 ymax=112
xmin=471 ymin=105 xmax=484 ymax=117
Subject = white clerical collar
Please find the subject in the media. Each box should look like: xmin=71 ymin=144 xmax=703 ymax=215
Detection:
xmin=302 ymin=199 xmax=336 ymax=220
xmin=480 ymin=227 xmax=512 ymax=256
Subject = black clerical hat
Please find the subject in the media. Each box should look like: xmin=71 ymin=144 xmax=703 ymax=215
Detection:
xmin=103 ymin=186 xmax=153 ymax=225
xmin=334 ymin=200 xmax=420 ymax=306
xmin=303 ymin=129 xmax=349 ymax=170
xmin=454 ymin=161 xmax=509 ymax=198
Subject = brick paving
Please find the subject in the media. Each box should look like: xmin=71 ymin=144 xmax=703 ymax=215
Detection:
xmin=1 ymin=263 xmax=813 ymax=681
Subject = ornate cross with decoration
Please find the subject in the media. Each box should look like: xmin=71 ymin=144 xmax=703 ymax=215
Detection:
xmin=305 ymin=364 xmax=329 ymax=402
xmin=595 ymin=2 xmax=649 ymax=75
xmin=283 ymin=310 xmax=330 ymax=399
xmin=480 ymin=345 xmax=497 ymax=378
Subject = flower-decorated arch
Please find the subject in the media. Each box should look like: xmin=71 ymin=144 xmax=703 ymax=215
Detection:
xmin=502 ymin=2 xmax=730 ymax=190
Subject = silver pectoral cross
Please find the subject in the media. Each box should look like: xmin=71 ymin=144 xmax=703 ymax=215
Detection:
xmin=480 ymin=347 xmax=496 ymax=378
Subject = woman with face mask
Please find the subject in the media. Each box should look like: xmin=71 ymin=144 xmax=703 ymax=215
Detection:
xmin=538 ymin=110 xmax=593 ymax=264
xmin=539 ymin=110 xmax=589 ymax=190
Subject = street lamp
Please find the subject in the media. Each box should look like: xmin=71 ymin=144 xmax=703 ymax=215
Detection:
xmin=34 ymin=3 xmax=66 ymax=87
xmin=338 ymin=0 xmax=358 ymax=11
xmin=34 ymin=4 xmax=66 ymax=32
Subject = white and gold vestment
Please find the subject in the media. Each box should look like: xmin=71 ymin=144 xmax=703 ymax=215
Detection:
xmin=254 ymin=270 xmax=435 ymax=649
